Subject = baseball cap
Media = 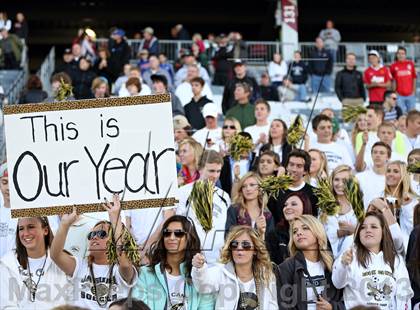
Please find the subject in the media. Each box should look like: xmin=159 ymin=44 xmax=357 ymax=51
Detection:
xmin=182 ymin=49 xmax=193 ymax=57
xmin=173 ymin=115 xmax=191 ymax=130
xmin=233 ymin=59 xmax=245 ymax=67
xmin=64 ymin=48 xmax=72 ymax=54
xmin=112 ymin=28 xmax=125 ymax=37
xmin=142 ymin=27 xmax=154 ymax=35
xmin=202 ymin=104 xmax=218 ymax=118
xmin=368 ymin=50 xmax=380 ymax=58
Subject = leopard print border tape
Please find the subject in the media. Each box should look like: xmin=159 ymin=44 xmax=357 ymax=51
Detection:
xmin=10 ymin=197 xmax=178 ymax=218
xmin=4 ymin=94 xmax=171 ymax=115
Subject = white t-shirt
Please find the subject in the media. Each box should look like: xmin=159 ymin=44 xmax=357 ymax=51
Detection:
xmin=310 ymin=141 xmax=353 ymax=172
xmin=238 ymin=278 xmax=258 ymax=309
xmin=305 ymin=259 xmax=326 ymax=310
xmin=244 ymin=124 xmax=270 ymax=153
xmin=402 ymin=134 xmax=420 ymax=154
xmin=166 ymin=271 xmax=187 ymax=309
xmin=192 ymin=127 xmax=222 ymax=152
xmin=356 ymin=170 xmax=386 ymax=209
xmin=71 ymin=258 xmax=138 ymax=310
xmin=0 ymin=205 xmax=17 ymax=258
xmin=118 ymin=83 xmax=152 ymax=97
xmin=272 ymin=144 xmax=283 ymax=163
xmin=175 ymin=82 xmax=214 ymax=106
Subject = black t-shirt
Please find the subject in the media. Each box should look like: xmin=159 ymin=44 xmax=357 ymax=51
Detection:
xmin=267 ymin=182 xmax=318 ymax=225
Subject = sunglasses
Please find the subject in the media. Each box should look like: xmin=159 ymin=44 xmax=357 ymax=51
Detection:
xmin=229 ymin=240 xmax=254 ymax=251
xmin=223 ymin=125 xmax=236 ymax=129
xmin=163 ymin=229 xmax=187 ymax=238
xmin=87 ymin=230 xmax=108 ymax=240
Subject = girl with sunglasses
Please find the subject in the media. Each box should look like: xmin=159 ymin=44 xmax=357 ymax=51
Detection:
xmin=226 ymin=172 xmax=274 ymax=239
xmin=0 ymin=216 xmax=72 ymax=308
xmin=132 ymin=215 xmax=214 ymax=309
xmin=192 ymin=226 xmax=278 ymax=309
xmin=219 ymin=117 xmax=242 ymax=157
xmin=51 ymin=194 xmax=138 ymax=309
xmin=332 ymin=211 xmax=413 ymax=309
xmin=277 ymin=215 xmax=343 ymax=310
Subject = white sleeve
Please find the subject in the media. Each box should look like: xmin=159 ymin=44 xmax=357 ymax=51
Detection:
xmin=191 ymin=264 xmax=223 ymax=294
xmin=0 ymin=262 xmax=19 ymax=310
xmin=389 ymin=223 xmax=405 ymax=255
xmin=323 ymin=216 xmax=339 ymax=258
xmin=331 ymin=252 xmax=352 ymax=289
xmin=341 ymin=145 xmax=354 ymax=169
xmin=395 ymin=255 xmax=414 ymax=310
xmin=116 ymin=265 xmax=139 ymax=288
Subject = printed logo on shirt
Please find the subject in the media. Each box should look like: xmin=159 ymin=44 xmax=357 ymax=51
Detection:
xmin=362 ymin=269 xmax=395 ymax=308
xmin=80 ymin=274 xmax=118 ymax=304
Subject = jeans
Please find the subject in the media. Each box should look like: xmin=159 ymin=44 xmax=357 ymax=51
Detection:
xmin=294 ymin=84 xmax=308 ymax=101
xmin=311 ymin=74 xmax=331 ymax=94
xmin=397 ymin=94 xmax=417 ymax=114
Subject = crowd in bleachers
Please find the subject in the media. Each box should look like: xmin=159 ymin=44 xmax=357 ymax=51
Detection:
xmin=0 ymin=15 xmax=420 ymax=310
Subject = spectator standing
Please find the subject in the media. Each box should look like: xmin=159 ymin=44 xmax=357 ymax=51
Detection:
xmin=174 ymin=50 xmax=210 ymax=87
xmin=54 ymin=48 xmax=78 ymax=78
xmin=319 ymin=20 xmax=341 ymax=63
xmin=390 ymin=46 xmax=417 ymax=114
xmin=151 ymin=74 xmax=185 ymax=116
xmin=290 ymin=51 xmax=310 ymax=102
xmin=0 ymin=27 xmax=23 ymax=69
xmin=230 ymin=31 xmax=247 ymax=60
xmin=108 ymin=28 xmax=131 ymax=83
xmin=12 ymin=12 xmax=28 ymax=40
xmin=191 ymin=41 xmax=209 ymax=72
xmin=192 ymin=103 xmax=222 ymax=152
xmin=383 ymin=90 xmax=403 ymax=124
xmin=212 ymin=34 xmax=234 ymax=86
xmin=171 ymin=24 xmax=190 ymax=40
xmin=221 ymin=59 xmax=260 ymax=114
xmin=363 ymin=50 xmax=392 ymax=107
xmin=0 ymin=12 xmax=11 ymax=31
xmin=137 ymin=27 xmax=159 ymax=55
xmin=158 ymin=52 xmax=175 ymax=84
xmin=268 ymin=52 xmax=288 ymax=88
xmin=93 ymin=46 xmax=113 ymax=83
xmin=19 ymin=75 xmax=48 ymax=104
xmin=184 ymin=77 xmax=213 ymax=130
xmin=175 ymin=64 xmax=213 ymax=106
xmin=72 ymin=57 xmax=97 ymax=99
xmin=308 ymin=37 xmax=333 ymax=94
xmin=335 ymin=52 xmax=366 ymax=106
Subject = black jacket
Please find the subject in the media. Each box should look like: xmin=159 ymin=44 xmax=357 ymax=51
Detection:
xmin=334 ymin=67 xmax=366 ymax=101
xmin=290 ymin=61 xmax=309 ymax=85
xmin=19 ymin=89 xmax=48 ymax=104
xmin=259 ymin=142 xmax=293 ymax=167
xmin=108 ymin=39 xmax=131 ymax=82
xmin=407 ymin=225 xmax=420 ymax=307
xmin=308 ymin=48 xmax=333 ymax=76
xmin=221 ymin=75 xmax=260 ymax=114
xmin=266 ymin=227 xmax=290 ymax=265
xmin=72 ymin=69 xmax=97 ymax=99
xmin=184 ymin=96 xmax=212 ymax=130
xmin=260 ymin=85 xmax=280 ymax=101
xmin=219 ymin=153 xmax=257 ymax=196
xmin=277 ymin=251 xmax=345 ymax=310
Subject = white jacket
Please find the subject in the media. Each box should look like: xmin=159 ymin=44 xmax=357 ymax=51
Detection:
xmin=268 ymin=61 xmax=288 ymax=83
xmin=192 ymin=262 xmax=278 ymax=310
xmin=0 ymin=250 xmax=73 ymax=310
xmin=332 ymin=248 xmax=413 ymax=310
xmin=176 ymin=182 xmax=230 ymax=265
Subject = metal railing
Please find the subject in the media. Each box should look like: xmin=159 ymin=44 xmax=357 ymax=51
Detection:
xmin=96 ymin=38 xmax=420 ymax=68
xmin=37 ymin=46 xmax=56 ymax=96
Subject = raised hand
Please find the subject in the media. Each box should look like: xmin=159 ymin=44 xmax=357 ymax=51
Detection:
xmin=60 ymin=206 xmax=78 ymax=227
xmin=103 ymin=193 xmax=122 ymax=223
xmin=192 ymin=253 xmax=206 ymax=269
xmin=341 ymin=248 xmax=353 ymax=266
xmin=256 ymin=210 xmax=267 ymax=235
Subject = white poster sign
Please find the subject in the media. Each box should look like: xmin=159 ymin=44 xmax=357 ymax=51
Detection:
xmin=3 ymin=95 xmax=177 ymax=218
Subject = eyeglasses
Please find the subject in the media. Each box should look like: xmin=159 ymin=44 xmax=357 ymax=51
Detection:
xmin=163 ymin=229 xmax=187 ymax=238
xmin=229 ymin=240 xmax=254 ymax=251
xmin=223 ymin=125 xmax=236 ymax=130
xmin=87 ymin=230 xmax=108 ymax=240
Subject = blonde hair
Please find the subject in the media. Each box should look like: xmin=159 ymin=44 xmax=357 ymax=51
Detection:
xmin=222 ymin=117 xmax=242 ymax=141
xmin=220 ymin=226 xmax=274 ymax=287
xmin=178 ymin=138 xmax=203 ymax=170
xmin=384 ymin=161 xmax=416 ymax=208
xmin=306 ymin=148 xmax=329 ymax=180
xmin=329 ymin=165 xmax=352 ymax=198
xmin=289 ymin=215 xmax=333 ymax=272
xmin=233 ymin=172 xmax=267 ymax=218
xmin=351 ymin=113 xmax=367 ymax=147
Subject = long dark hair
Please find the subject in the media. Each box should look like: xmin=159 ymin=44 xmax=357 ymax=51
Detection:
xmin=408 ymin=204 xmax=420 ymax=287
xmin=277 ymin=191 xmax=313 ymax=231
xmin=15 ymin=217 xmax=54 ymax=269
xmin=268 ymin=119 xmax=288 ymax=145
xmin=354 ymin=211 xmax=396 ymax=272
xmin=148 ymin=215 xmax=200 ymax=281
